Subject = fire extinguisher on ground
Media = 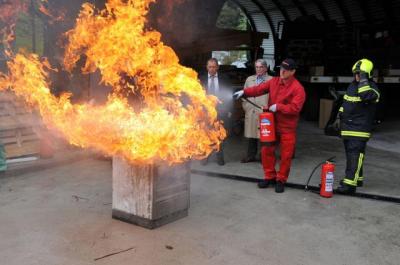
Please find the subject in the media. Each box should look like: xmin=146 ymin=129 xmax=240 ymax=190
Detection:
xmin=305 ymin=157 xmax=336 ymax=198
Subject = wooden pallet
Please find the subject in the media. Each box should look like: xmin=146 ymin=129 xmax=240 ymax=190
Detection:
xmin=0 ymin=91 xmax=42 ymax=158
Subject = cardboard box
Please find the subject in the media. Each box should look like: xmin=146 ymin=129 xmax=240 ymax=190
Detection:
xmin=319 ymin=99 xmax=334 ymax=129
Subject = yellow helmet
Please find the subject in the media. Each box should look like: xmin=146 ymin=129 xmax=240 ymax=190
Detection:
xmin=352 ymin=58 xmax=374 ymax=78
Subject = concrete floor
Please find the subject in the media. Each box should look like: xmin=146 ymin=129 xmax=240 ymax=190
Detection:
xmin=193 ymin=120 xmax=400 ymax=198
xmin=0 ymin=158 xmax=400 ymax=265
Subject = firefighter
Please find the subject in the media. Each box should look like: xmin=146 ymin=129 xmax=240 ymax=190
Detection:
xmin=233 ymin=58 xmax=306 ymax=193
xmin=337 ymin=58 xmax=380 ymax=194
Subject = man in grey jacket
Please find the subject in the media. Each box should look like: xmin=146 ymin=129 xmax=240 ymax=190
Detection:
xmin=241 ymin=59 xmax=272 ymax=163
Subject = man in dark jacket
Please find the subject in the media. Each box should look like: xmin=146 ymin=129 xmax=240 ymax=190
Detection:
xmin=337 ymin=58 xmax=380 ymax=194
xmin=199 ymin=58 xmax=233 ymax=165
xmin=233 ymin=58 xmax=306 ymax=193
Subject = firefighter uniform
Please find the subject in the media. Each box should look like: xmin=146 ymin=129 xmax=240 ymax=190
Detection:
xmin=338 ymin=59 xmax=380 ymax=193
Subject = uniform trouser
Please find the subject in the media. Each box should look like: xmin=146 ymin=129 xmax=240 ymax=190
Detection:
xmin=261 ymin=132 xmax=296 ymax=183
xmin=343 ymin=139 xmax=366 ymax=186
xmin=247 ymin=138 xmax=258 ymax=158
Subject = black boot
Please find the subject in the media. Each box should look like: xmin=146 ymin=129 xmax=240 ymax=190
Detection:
xmin=337 ymin=182 xmax=356 ymax=194
xmin=340 ymin=179 xmax=363 ymax=187
xmin=257 ymin=179 xmax=276 ymax=189
xmin=275 ymin=181 xmax=285 ymax=193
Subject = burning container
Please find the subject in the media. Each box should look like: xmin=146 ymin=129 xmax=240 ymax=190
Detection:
xmin=112 ymin=156 xmax=190 ymax=229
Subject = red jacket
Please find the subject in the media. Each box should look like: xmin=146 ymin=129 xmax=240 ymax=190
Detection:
xmin=244 ymin=76 xmax=306 ymax=133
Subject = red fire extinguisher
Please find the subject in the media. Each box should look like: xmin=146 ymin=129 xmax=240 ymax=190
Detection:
xmin=305 ymin=156 xmax=335 ymax=197
xmin=259 ymin=109 xmax=276 ymax=143
xmin=320 ymin=161 xmax=335 ymax=198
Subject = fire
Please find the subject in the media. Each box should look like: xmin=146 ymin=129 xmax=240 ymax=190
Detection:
xmin=0 ymin=0 xmax=226 ymax=164
xmin=0 ymin=0 xmax=28 ymax=56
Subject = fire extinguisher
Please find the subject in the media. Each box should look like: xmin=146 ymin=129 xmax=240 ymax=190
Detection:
xmin=259 ymin=108 xmax=276 ymax=143
xmin=305 ymin=156 xmax=336 ymax=198
xmin=320 ymin=161 xmax=335 ymax=198
xmin=242 ymin=98 xmax=276 ymax=143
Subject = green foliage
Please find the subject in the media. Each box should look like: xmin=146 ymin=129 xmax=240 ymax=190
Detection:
xmin=216 ymin=1 xmax=249 ymax=31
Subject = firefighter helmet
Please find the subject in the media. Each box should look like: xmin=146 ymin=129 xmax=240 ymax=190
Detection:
xmin=352 ymin=58 xmax=374 ymax=78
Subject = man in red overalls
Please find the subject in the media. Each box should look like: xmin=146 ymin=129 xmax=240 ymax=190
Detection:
xmin=233 ymin=59 xmax=306 ymax=193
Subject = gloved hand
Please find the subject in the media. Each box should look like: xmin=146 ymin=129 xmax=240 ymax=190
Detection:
xmin=269 ymin=104 xmax=277 ymax=112
xmin=233 ymin=90 xmax=244 ymax=100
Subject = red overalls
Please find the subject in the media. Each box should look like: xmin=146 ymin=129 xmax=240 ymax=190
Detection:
xmin=244 ymin=76 xmax=306 ymax=183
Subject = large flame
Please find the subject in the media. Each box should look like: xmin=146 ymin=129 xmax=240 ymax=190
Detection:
xmin=0 ymin=0 xmax=226 ymax=164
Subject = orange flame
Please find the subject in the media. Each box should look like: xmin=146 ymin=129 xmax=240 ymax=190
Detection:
xmin=0 ymin=0 xmax=226 ymax=164
xmin=38 ymin=1 xmax=66 ymax=23
xmin=0 ymin=0 xmax=28 ymax=56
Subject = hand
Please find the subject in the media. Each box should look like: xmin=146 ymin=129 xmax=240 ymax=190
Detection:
xmin=269 ymin=104 xmax=277 ymax=112
xmin=233 ymin=90 xmax=244 ymax=100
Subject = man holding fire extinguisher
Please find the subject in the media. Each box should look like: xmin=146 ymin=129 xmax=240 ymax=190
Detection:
xmin=233 ymin=58 xmax=305 ymax=193
xmin=337 ymin=59 xmax=380 ymax=194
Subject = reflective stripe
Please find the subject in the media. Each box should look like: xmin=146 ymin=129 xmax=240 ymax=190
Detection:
xmin=344 ymin=94 xmax=362 ymax=102
xmin=354 ymin=153 xmax=364 ymax=183
xmin=358 ymin=85 xmax=371 ymax=93
xmin=339 ymin=107 xmax=344 ymax=112
xmin=341 ymin=131 xmax=371 ymax=138
xmin=344 ymin=153 xmax=364 ymax=187
xmin=358 ymin=86 xmax=380 ymax=102
xmin=343 ymin=178 xmax=357 ymax=186
xmin=371 ymin=88 xmax=380 ymax=102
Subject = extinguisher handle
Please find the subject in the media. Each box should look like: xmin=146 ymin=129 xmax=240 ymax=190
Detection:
xmin=326 ymin=156 xmax=336 ymax=163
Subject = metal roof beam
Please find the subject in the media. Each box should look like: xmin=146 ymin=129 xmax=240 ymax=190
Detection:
xmin=309 ymin=0 xmax=330 ymax=21
xmin=290 ymin=0 xmax=308 ymax=17
xmin=354 ymin=0 xmax=372 ymax=24
xmin=335 ymin=0 xmax=353 ymax=25
xmin=269 ymin=0 xmax=291 ymax=21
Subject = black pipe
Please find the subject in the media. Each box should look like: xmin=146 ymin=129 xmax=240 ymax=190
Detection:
xmin=191 ymin=169 xmax=400 ymax=204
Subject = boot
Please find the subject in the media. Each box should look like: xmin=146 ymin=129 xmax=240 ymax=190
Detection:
xmin=337 ymin=181 xmax=356 ymax=195
xmin=275 ymin=181 xmax=285 ymax=193
xmin=257 ymin=179 xmax=276 ymax=189
xmin=340 ymin=179 xmax=363 ymax=187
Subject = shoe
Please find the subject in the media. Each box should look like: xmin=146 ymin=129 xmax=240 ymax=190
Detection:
xmin=241 ymin=156 xmax=256 ymax=163
xmin=336 ymin=182 xmax=356 ymax=195
xmin=217 ymin=157 xmax=225 ymax=166
xmin=340 ymin=179 xmax=363 ymax=187
xmin=275 ymin=181 xmax=285 ymax=193
xmin=257 ymin=179 xmax=276 ymax=189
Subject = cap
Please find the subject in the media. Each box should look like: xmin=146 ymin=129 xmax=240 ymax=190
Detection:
xmin=280 ymin=58 xmax=297 ymax=70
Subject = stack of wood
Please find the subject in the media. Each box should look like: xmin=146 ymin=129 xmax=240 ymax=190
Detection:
xmin=0 ymin=91 xmax=43 ymax=159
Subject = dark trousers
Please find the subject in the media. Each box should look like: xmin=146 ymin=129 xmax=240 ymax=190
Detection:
xmin=247 ymin=138 xmax=258 ymax=158
xmin=343 ymin=139 xmax=367 ymax=186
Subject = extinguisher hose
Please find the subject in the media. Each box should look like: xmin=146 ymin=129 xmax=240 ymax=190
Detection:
xmin=242 ymin=98 xmax=263 ymax=110
xmin=305 ymin=156 xmax=336 ymax=191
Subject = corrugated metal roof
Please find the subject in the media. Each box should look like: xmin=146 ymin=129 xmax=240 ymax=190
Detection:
xmin=343 ymin=1 xmax=364 ymax=23
xmin=231 ymin=0 xmax=398 ymax=65
xmin=300 ymin=1 xmax=324 ymax=20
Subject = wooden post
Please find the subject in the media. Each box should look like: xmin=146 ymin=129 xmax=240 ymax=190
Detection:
xmin=112 ymin=156 xmax=190 ymax=229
